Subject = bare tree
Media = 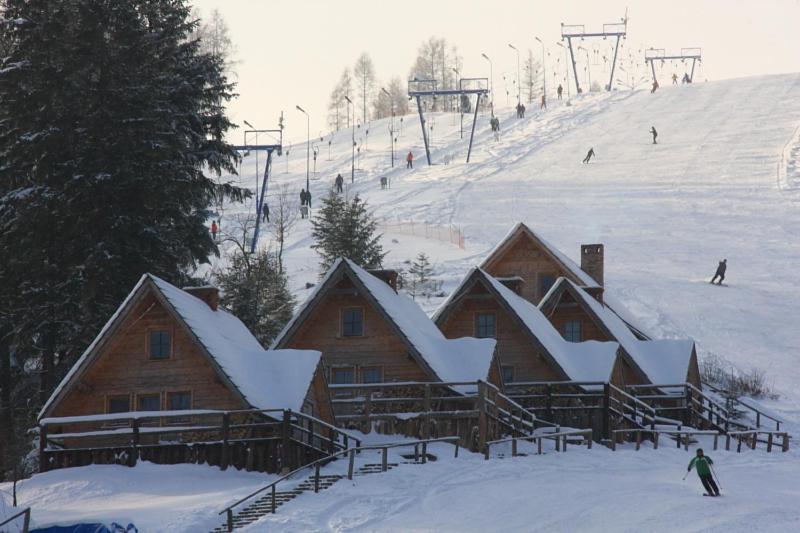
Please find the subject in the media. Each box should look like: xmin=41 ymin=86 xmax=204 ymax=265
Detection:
xmin=328 ymin=68 xmax=353 ymax=129
xmin=523 ymin=49 xmax=541 ymax=104
xmin=190 ymin=8 xmax=237 ymax=77
xmin=270 ymin=184 xmax=298 ymax=271
xmin=372 ymin=76 xmax=409 ymax=119
xmin=353 ymin=53 xmax=375 ymax=124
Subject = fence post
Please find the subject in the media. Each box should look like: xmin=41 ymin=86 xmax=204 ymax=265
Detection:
xmin=538 ymin=437 xmax=543 ymax=455
xmin=422 ymin=442 xmax=428 ymax=464
xmin=130 ymin=418 xmax=140 ymax=467
xmin=750 ymin=432 xmax=757 ymax=450
xmin=454 ymin=441 xmax=459 ymax=458
xmin=635 ymin=430 xmax=642 ymax=451
xmin=220 ymin=412 xmax=230 ymax=471
xmin=423 ymin=383 xmax=432 ymax=440
xmin=756 ymin=411 xmax=761 ymax=428
xmin=767 ymin=432 xmax=773 ymax=453
xmin=314 ymin=463 xmax=320 ymax=493
xmin=782 ymin=433 xmax=789 ymax=452
xmin=281 ymin=410 xmax=292 ymax=472
xmin=328 ymin=426 xmax=336 ymax=454
xmin=725 ymin=434 xmax=731 ymax=451
xmin=39 ymin=424 xmax=48 ymax=473
xmin=382 ymin=447 xmax=388 ymax=471
xmin=512 ymin=438 xmax=518 ymax=457
xmin=23 ymin=508 xmax=30 ymax=533
xmin=348 ymin=449 xmax=356 ymax=480
xmin=227 ymin=509 xmax=233 ymax=532
xmin=271 ymin=485 xmax=276 ymax=513
xmin=602 ymin=383 xmax=610 ymax=440
xmin=653 ymin=432 xmax=659 ymax=450
xmin=713 ymin=433 xmax=718 ymax=451
xmin=364 ymin=390 xmax=372 ymax=432
xmin=546 ymin=384 xmax=554 ymax=422
xmin=477 ymin=381 xmax=487 ymax=453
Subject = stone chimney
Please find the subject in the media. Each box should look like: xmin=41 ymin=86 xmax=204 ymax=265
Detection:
xmin=367 ymin=269 xmax=398 ymax=292
xmin=580 ymin=244 xmax=604 ymax=287
xmin=184 ymin=286 xmax=220 ymax=311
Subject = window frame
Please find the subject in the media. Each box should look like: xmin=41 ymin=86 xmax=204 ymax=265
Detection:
xmin=106 ymin=394 xmax=131 ymax=415
xmin=147 ymin=328 xmax=173 ymax=361
xmin=501 ymin=365 xmax=515 ymax=384
xmin=564 ymin=320 xmax=582 ymax=343
xmin=330 ymin=365 xmax=356 ymax=398
xmin=136 ymin=392 xmax=162 ymax=412
xmin=474 ymin=312 xmax=497 ymax=339
xmin=340 ymin=307 xmax=365 ymax=338
xmin=165 ymin=390 xmax=192 ymax=425
xmin=361 ymin=366 xmax=384 ymax=384
xmin=538 ymin=273 xmax=557 ymax=299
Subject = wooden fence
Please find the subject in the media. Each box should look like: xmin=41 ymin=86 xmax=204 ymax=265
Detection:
xmin=484 ymin=429 xmax=594 ymax=459
xmin=0 ymin=507 xmax=30 ymax=533
xmin=39 ymin=409 xmax=361 ymax=474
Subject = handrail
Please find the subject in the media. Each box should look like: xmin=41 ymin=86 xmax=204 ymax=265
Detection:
xmin=0 ymin=507 xmax=31 ymax=532
xmin=611 ymin=428 xmax=721 ymax=451
xmin=484 ymin=429 xmax=593 ymax=458
xmin=701 ymin=381 xmax=783 ymax=429
xmin=218 ymin=436 xmax=461 ymax=526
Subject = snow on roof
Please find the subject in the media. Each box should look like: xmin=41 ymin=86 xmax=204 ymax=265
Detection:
xmin=480 ymin=223 xmax=600 ymax=289
xmin=151 ymin=275 xmax=321 ymax=412
xmin=547 ymin=278 xmax=694 ymax=385
xmin=274 ymin=259 xmax=497 ymax=390
xmin=437 ymin=269 xmax=618 ymax=382
xmin=40 ymin=275 xmax=321 ymax=419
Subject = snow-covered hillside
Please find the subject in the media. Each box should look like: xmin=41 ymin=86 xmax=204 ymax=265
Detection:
xmin=219 ymin=73 xmax=800 ymax=425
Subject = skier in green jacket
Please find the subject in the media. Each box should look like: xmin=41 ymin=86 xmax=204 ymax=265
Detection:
xmin=688 ymin=448 xmax=720 ymax=496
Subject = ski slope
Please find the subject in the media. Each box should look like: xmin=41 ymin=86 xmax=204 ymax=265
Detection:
xmin=220 ymin=73 xmax=800 ymax=425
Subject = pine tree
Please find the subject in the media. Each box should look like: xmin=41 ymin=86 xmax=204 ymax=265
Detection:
xmin=408 ymin=252 xmax=435 ymax=299
xmin=215 ymin=250 xmax=295 ymax=347
xmin=310 ymin=192 xmax=385 ymax=272
xmin=0 ymin=0 xmax=245 ymax=413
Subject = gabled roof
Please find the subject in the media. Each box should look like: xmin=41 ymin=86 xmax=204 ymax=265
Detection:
xmin=40 ymin=274 xmax=322 ymax=419
xmin=434 ymin=269 xmax=620 ymax=383
xmin=480 ymin=223 xmax=601 ymax=289
xmin=272 ymin=259 xmax=497 ymax=390
xmin=539 ymin=278 xmax=695 ymax=385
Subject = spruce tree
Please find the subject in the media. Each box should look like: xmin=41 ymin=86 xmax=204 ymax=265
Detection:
xmin=408 ymin=252 xmax=435 ymax=299
xmin=215 ymin=251 xmax=295 ymax=347
xmin=311 ymin=192 xmax=385 ymax=272
xmin=0 ymin=0 xmax=245 ymax=410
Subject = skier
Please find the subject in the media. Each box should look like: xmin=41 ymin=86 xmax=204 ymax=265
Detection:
xmin=520 ymin=103 xmax=526 ymax=118
xmin=261 ymin=203 xmax=269 ymax=223
xmin=492 ymin=117 xmax=501 ymax=141
xmin=651 ymin=79 xmax=659 ymax=94
xmin=300 ymin=188 xmax=306 ymax=206
xmin=557 ymin=84 xmax=563 ymax=100
xmin=305 ymin=189 xmax=312 ymax=208
xmin=335 ymin=173 xmax=344 ymax=194
xmin=672 ymin=73 xmax=678 ymax=85
xmin=682 ymin=73 xmax=690 ymax=84
xmin=710 ymin=259 xmax=727 ymax=285
xmin=650 ymin=126 xmax=658 ymax=144
xmin=688 ymin=449 xmax=720 ymax=497
xmin=540 ymin=94 xmax=547 ymax=109
xmin=210 ymin=220 xmax=218 ymax=241
xmin=406 ymin=151 xmax=413 ymax=169
xmin=582 ymin=147 xmax=595 ymax=164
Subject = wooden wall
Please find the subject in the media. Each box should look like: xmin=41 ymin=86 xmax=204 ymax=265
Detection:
xmin=52 ymin=291 xmax=246 ymax=420
xmin=484 ymin=232 xmax=578 ymax=304
xmin=283 ymin=277 xmax=432 ymax=383
xmin=545 ymin=296 xmax=608 ymax=343
xmin=437 ymin=282 xmax=562 ymax=383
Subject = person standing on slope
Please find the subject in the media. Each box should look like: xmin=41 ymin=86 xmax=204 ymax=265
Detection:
xmin=210 ymin=220 xmax=218 ymax=241
xmin=541 ymin=94 xmax=547 ymax=109
xmin=651 ymin=80 xmax=659 ymax=94
xmin=672 ymin=73 xmax=678 ymax=85
xmin=335 ymin=173 xmax=344 ymax=194
xmin=406 ymin=151 xmax=414 ymax=169
xmin=582 ymin=147 xmax=595 ymax=164
xmin=688 ymin=449 xmax=720 ymax=497
xmin=557 ymin=84 xmax=563 ymax=100
xmin=710 ymin=259 xmax=727 ymax=285
xmin=650 ymin=126 xmax=658 ymax=144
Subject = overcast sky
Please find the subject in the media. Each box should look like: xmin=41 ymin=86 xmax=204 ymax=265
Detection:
xmin=192 ymin=0 xmax=800 ymax=141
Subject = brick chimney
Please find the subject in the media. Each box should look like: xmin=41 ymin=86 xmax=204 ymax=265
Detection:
xmin=184 ymin=286 xmax=220 ymax=311
xmin=367 ymin=269 xmax=398 ymax=292
xmin=580 ymin=244 xmax=604 ymax=286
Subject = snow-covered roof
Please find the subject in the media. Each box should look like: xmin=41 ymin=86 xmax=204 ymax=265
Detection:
xmin=435 ymin=268 xmax=619 ymax=383
xmin=40 ymin=275 xmax=322 ymax=419
xmin=272 ymin=259 xmax=497 ymax=390
xmin=540 ymin=278 xmax=695 ymax=385
xmin=480 ymin=223 xmax=601 ymax=289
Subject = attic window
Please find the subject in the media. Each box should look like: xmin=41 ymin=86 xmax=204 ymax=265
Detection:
xmin=564 ymin=321 xmax=582 ymax=343
xmin=149 ymin=330 xmax=172 ymax=360
xmin=475 ymin=313 xmax=496 ymax=339
xmin=341 ymin=308 xmax=364 ymax=337
xmin=539 ymin=274 xmax=557 ymax=298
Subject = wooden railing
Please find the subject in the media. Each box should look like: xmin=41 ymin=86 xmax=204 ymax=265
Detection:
xmin=611 ymin=429 xmax=721 ymax=451
xmin=701 ymin=381 xmax=783 ymax=431
xmin=484 ymin=429 xmax=593 ymax=459
xmin=626 ymin=383 xmax=745 ymax=432
xmin=0 ymin=507 xmax=31 ymax=533
xmin=39 ymin=408 xmax=361 ymax=474
xmin=726 ymin=430 xmax=790 ymax=453
xmin=218 ymin=436 xmax=461 ymax=532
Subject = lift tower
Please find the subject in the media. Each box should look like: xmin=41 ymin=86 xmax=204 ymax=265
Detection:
xmin=233 ymin=128 xmax=282 ymax=253
xmin=560 ymin=16 xmax=627 ymax=95
xmin=644 ymin=48 xmax=702 ymax=85
xmin=407 ymin=77 xmax=489 ymax=165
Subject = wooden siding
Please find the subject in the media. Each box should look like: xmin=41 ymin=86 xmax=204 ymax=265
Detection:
xmin=546 ymin=299 xmax=608 ymax=343
xmin=483 ymin=232 xmax=580 ymax=304
xmin=283 ymin=277 xmax=432 ymax=383
xmin=437 ymin=282 xmax=562 ymax=383
xmin=52 ymin=292 xmax=245 ymax=419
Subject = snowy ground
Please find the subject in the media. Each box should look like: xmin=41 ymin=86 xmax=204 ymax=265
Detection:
xmin=217 ymin=73 xmax=800 ymax=425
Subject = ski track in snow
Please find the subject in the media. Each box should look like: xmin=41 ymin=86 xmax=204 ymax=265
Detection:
xmin=211 ymin=73 xmax=800 ymax=429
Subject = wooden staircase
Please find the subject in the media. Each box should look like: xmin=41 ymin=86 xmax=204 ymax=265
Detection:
xmin=211 ymin=462 xmax=401 ymax=531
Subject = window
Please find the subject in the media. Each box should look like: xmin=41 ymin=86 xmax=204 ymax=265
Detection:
xmin=137 ymin=394 xmax=161 ymax=412
xmin=475 ymin=313 xmax=496 ymax=339
xmin=149 ymin=330 xmax=172 ymax=360
xmin=166 ymin=391 xmax=191 ymax=424
xmin=341 ymin=308 xmax=364 ymax=337
xmin=539 ymin=274 xmax=556 ymax=298
xmin=331 ymin=367 xmax=355 ymax=385
xmin=107 ymin=395 xmax=130 ymax=414
xmin=501 ymin=365 xmax=515 ymax=384
xmin=564 ymin=321 xmax=582 ymax=342
xmin=362 ymin=367 xmax=383 ymax=384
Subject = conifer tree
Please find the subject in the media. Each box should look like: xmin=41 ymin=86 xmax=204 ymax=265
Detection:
xmin=311 ymin=192 xmax=385 ymax=272
xmin=408 ymin=252 xmax=435 ymax=299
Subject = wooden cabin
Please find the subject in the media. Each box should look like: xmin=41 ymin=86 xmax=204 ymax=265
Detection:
xmin=271 ymin=258 xmax=500 ymax=388
xmin=433 ymin=268 xmax=624 ymax=387
xmin=480 ymin=222 xmax=604 ymax=305
xmin=539 ymin=277 xmax=701 ymax=388
xmin=38 ymin=274 xmax=337 ymax=472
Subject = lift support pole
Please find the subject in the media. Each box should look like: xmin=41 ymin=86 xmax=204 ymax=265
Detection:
xmin=233 ymin=142 xmax=282 ymax=253
xmin=644 ymin=48 xmax=702 ymax=86
xmin=415 ymin=95 xmax=432 ymax=165
xmin=561 ymin=19 xmax=627 ymax=94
